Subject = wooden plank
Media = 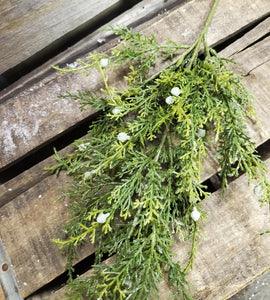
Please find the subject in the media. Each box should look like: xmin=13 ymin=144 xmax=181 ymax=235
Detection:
xmin=0 ymin=285 xmax=5 ymax=300
xmin=0 ymin=145 xmax=72 ymax=208
xmin=1 ymin=29 xmax=270 ymax=299
xmin=47 ymin=156 xmax=270 ymax=300
xmin=231 ymin=37 xmax=270 ymax=147
xmin=220 ymin=16 xmax=270 ymax=58
xmin=1 ymin=1 xmax=269 ymax=298
xmin=1 ymin=0 xmax=270 ymax=170
xmin=0 ymin=173 xmax=94 ymax=297
xmin=230 ymin=270 xmax=270 ymax=299
xmin=0 ymin=0 xmax=122 ymax=74
xmin=0 ymin=0 xmax=182 ymax=102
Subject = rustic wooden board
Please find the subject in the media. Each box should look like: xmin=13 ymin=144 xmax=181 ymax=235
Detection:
xmin=0 ymin=172 xmax=95 ymax=298
xmin=0 ymin=0 xmax=181 ymax=102
xmin=0 ymin=286 xmax=4 ymax=300
xmin=1 ymin=1 xmax=270 ymax=298
xmin=1 ymin=0 xmax=270 ymax=170
xmin=220 ymin=16 xmax=270 ymax=58
xmin=0 ymin=145 xmax=73 ymax=208
xmin=1 ymin=28 xmax=270 ymax=300
xmin=0 ymin=0 xmax=122 ymax=75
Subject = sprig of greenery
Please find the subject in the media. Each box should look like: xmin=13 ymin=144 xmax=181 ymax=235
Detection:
xmin=47 ymin=0 xmax=270 ymax=298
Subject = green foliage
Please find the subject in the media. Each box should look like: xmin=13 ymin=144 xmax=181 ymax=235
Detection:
xmin=47 ymin=1 xmax=270 ymax=299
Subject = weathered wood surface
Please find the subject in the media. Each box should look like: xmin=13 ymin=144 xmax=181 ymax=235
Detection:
xmin=1 ymin=0 xmax=270 ymax=171
xmin=1 ymin=0 xmax=270 ymax=299
xmin=0 ymin=172 xmax=95 ymax=298
xmin=1 ymin=19 xmax=270 ymax=300
xmin=0 ymin=0 xmax=122 ymax=75
xmin=0 ymin=286 xmax=4 ymax=300
xmin=0 ymin=0 xmax=181 ymax=102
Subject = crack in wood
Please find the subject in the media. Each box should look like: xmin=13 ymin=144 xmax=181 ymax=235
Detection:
xmin=244 ymin=58 xmax=270 ymax=77
xmin=215 ymin=14 xmax=270 ymax=56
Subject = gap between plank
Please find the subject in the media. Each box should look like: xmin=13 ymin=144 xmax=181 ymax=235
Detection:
xmin=214 ymin=13 xmax=270 ymax=54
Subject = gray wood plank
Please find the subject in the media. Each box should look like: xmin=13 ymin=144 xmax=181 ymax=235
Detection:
xmin=0 ymin=0 xmax=122 ymax=74
xmin=1 ymin=1 xmax=270 ymax=298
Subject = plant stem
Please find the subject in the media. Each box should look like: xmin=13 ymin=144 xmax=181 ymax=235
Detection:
xmin=144 ymin=0 xmax=220 ymax=85
xmin=127 ymin=203 xmax=143 ymax=240
xmin=154 ymin=127 xmax=169 ymax=162
xmin=187 ymin=0 xmax=220 ymax=68
xmin=184 ymin=222 xmax=198 ymax=273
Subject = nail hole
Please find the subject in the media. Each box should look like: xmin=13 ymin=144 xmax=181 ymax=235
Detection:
xmin=2 ymin=263 xmax=8 ymax=271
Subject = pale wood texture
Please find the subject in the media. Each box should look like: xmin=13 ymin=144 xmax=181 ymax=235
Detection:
xmin=1 ymin=0 xmax=270 ymax=170
xmin=0 ymin=0 xmax=121 ymax=74
xmin=0 ymin=145 xmax=73 ymax=208
xmin=220 ymin=17 xmax=270 ymax=58
xmin=0 ymin=285 xmax=5 ymax=300
xmin=0 ymin=172 xmax=94 ymax=297
xmin=0 ymin=0 xmax=181 ymax=102
xmin=0 ymin=0 xmax=270 ymax=299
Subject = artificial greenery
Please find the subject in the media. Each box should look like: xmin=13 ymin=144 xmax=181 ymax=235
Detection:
xmin=47 ymin=0 xmax=270 ymax=299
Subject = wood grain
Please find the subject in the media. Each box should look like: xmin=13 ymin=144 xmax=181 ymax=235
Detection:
xmin=0 ymin=0 xmax=182 ymax=102
xmin=1 ymin=0 xmax=270 ymax=170
xmin=1 ymin=1 xmax=270 ymax=298
xmin=0 ymin=0 xmax=121 ymax=74
xmin=0 ymin=173 xmax=94 ymax=297
xmin=0 ymin=285 xmax=5 ymax=300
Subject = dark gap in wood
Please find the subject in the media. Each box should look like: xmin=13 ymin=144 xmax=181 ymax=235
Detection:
xmin=203 ymin=176 xmax=221 ymax=193
xmin=24 ymin=251 xmax=111 ymax=299
xmin=213 ymin=13 xmax=270 ymax=53
xmin=0 ymin=111 xmax=102 ymax=183
xmin=0 ymin=0 xmax=142 ymax=91
xmin=210 ymin=138 xmax=270 ymax=189
xmin=256 ymin=138 xmax=270 ymax=161
xmin=239 ymin=31 xmax=270 ymax=54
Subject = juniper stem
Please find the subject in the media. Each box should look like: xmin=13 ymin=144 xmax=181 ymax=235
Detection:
xmin=184 ymin=222 xmax=198 ymax=273
xmin=127 ymin=203 xmax=143 ymax=240
xmin=154 ymin=127 xmax=169 ymax=162
xmin=143 ymin=0 xmax=220 ymax=85
xmin=187 ymin=0 xmax=220 ymax=69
